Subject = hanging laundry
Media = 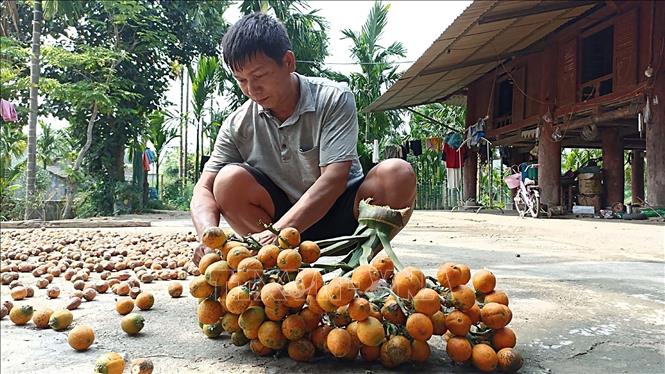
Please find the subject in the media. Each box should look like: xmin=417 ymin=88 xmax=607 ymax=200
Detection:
xmin=384 ymin=144 xmax=401 ymax=159
xmin=445 ymin=132 xmax=463 ymax=149
xmin=1 ymin=99 xmax=18 ymax=122
xmin=443 ymin=143 xmax=465 ymax=169
xmin=466 ymin=118 xmax=486 ymax=147
xmin=446 ymin=168 xmax=462 ymax=189
xmin=499 ymin=146 xmax=511 ymax=167
xmin=145 ymin=148 xmax=156 ymax=163
xmin=400 ymin=144 xmax=409 ymax=160
xmin=409 ymin=139 xmax=422 ymax=156
xmin=142 ymin=151 xmax=151 ymax=171
xmin=426 ymin=137 xmax=443 ymax=152
xmin=372 ymin=139 xmax=380 ymax=163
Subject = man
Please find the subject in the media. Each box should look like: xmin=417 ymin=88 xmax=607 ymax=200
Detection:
xmin=191 ymin=13 xmax=416 ymax=264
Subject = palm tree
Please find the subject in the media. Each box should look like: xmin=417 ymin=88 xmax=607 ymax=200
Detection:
xmin=36 ymin=121 xmax=58 ymax=169
xmin=342 ymin=1 xmax=406 ymax=142
xmin=238 ymin=0 xmax=330 ymax=77
xmin=188 ymin=55 xmax=219 ymax=181
xmin=146 ymin=109 xmax=178 ymax=196
xmin=24 ymin=0 xmax=42 ymax=219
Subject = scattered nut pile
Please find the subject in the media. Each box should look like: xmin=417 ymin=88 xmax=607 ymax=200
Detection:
xmin=1 ymin=228 xmax=199 ymax=373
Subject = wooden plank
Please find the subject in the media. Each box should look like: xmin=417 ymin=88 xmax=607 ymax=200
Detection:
xmin=613 ymin=8 xmax=638 ymax=89
xmin=512 ymin=65 xmax=526 ymax=123
xmin=557 ymin=37 xmax=577 ymax=106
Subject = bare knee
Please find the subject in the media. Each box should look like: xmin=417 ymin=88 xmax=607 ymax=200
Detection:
xmin=212 ymin=165 xmax=254 ymax=214
xmin=373 ymin=159 xmax=416 ymax=186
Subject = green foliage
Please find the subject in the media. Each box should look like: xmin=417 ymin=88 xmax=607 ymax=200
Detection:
xmin=342 ymin=1 xmax=405 ymax=142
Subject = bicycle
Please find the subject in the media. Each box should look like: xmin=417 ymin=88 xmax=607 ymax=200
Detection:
xmin=504 ymin=164 xmax=549 ymax=218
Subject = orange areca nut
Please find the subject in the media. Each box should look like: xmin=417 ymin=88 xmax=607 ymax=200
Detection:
xmin=278 ymin=227 xmax=301 ymax=249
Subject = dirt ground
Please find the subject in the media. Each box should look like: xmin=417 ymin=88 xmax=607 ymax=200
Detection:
xmin=1 ymin=210 xmax=663 ymax=374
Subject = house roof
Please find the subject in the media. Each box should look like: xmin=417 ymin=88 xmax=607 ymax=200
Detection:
xmin=366 ymin=0 xmax=600 ymax=113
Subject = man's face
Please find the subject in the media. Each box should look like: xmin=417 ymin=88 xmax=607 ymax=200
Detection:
xmin=232 ymin=51 xmax=295 ymax=111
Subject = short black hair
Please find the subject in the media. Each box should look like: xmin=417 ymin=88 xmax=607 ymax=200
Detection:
xmin=221 ymin=12 xmax=292 ymax=72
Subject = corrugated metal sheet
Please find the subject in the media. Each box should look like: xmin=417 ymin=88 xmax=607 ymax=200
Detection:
xmin=366 ymin=0 xmax=599 ymax=112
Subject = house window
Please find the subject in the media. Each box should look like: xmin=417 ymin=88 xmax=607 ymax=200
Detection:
xmin=494 ymin=78 xmax=513 ymax=127
xmin=580 ymin=26 xmax=613 ymax=101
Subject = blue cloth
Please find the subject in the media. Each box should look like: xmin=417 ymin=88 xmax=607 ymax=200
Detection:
xmin=145 ymin=148 xmax=156 ymax=163
xmin=445 ymin=132 xmax=463 ymax=149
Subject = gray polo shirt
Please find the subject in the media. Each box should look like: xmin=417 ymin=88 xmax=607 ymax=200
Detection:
xmin=204 ymin=73 xmax=364 ymax=203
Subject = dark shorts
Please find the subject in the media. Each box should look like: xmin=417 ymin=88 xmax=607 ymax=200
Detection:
xmin=232 ymin=163 xmax=363 ymax=241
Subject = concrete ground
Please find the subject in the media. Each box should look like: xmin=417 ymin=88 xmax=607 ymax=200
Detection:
xmin=1 ymin=210 xmax=663 ymax=374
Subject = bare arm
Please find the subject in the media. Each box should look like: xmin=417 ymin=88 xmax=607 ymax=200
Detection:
xmin=273 ymin=160 xmax=351 ymax=233
xmin=190 ymin=171 xmax=221 ymax=239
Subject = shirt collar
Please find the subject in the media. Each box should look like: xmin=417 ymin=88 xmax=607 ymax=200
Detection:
xmin=258 ymin=73 xmax=315 ymax=124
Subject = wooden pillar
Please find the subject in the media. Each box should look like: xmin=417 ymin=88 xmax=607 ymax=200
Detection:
xmin=463 ymin=149 xmax=477 ymax=202
xmin=630 ymin=150 xmax=645 ymax=205
xmin=601 ymin=127 xmax=624 ymax=206
xmin=537 ymin=125 xmax=561 ymax=207
xmin=644 ymin=1 xmax=665 ymax=208
xmin=647 ymin=76 xmax=665 ymax=207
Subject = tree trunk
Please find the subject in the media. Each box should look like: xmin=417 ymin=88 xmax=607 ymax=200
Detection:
xmin=24 ymin=0 xmax=42 ymax=220
xmin=62 ymin=102 xmax=99 ymax=219
xmin=155 ymin=157 xmax=160 ymax=198
xmin=184 ymin=68 xmax=189 ymax=186
xmin=195 ymin=118 xmax=200 ymax=181
xmin=179 ymin=69 xmax=184 ymax=180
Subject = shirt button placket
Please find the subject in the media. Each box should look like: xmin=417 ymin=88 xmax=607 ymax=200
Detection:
xmin=279 ymin=131 xmax=288 ymax=161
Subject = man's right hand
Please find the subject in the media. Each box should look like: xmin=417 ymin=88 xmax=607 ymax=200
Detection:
xmin=192 ymin=244 xmax=213 ymax=267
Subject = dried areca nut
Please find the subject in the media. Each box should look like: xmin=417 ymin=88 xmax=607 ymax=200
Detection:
xmin=82 ymin=288 xmax=97 ymax=301
xmin=63 ymin=269 xmax=76 ymax=281
xmin=169 ymin=272 xmax=178 ymax=280
xmin=36 ymin=278 xmax=50 ymax=289
xmin=114 ymin=262 xmax=127 ymax=271
xmin=130 ymin=358 xmax=154 ymax=374
xmin=0 ymin=305 xmax=7 ymax=319
xmin=104 ymin=262 xmax=115 ymax=271
xmin=94 ymin=264 xmax=104 ymax=273
xmin=100 ymin=271 xmax=111 ymax=280
xmin=18 ymin=263 xmax=32 ymax=272
xmin=108 ymin=279 xmax=120 ymax=288
xmin=31 ymin=268 xmax=44 ymax=277
xmin=0 ymin=265 xmax=10 ymax=273
xmin=47 ymin=286 xmax=60 ymax=299
xmin=10 ymin=286 xmax=27 ymax=300
xmin=3 ymin=300 xmax=14 ymax=312
xmin=129 ymin=287 xmax=142 ymax=299
xmin=43 ymin=273 xmax=54 ymax=283
xmin=73 ymin=280 xmax=85 ymax=291
xmin=116 ymin=282 xmax=130 ymax=296
xmin=140 ymin=274 xmax=154 ymax=284
xmin=117 ymin=272 xmax=130 ymax=281
xmin=48 ymin=267 xmax=61 ymax=277
xmin=159 ymin=271 xmax=171 ymax=281
xmin=71 ymin=290 xmax=84 ymax=299
xmin=1 ymin=273 xmax=13 ymax=285
xmin=177 ymin=270 xmax=188 ymax=280
xmin=95 ymin=281 xmax=109 ymax=293
xmin=136 ymin=270 xmax=146 ymax=279
xmin=66 ymin=297 xmax=82 ymax=310
xmin=150 ymin=263 xmax=162 ymax=271
xmin=26 ymin=287 xmax=34 ymax=297
xmin=9 ymin=280 xmax=23 ymax=289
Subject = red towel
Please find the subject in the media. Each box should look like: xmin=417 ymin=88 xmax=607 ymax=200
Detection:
xmin=443 ymin=143 xmax=465 ymax=168
xmin=142 ymin=152 xmax=150 ymax=171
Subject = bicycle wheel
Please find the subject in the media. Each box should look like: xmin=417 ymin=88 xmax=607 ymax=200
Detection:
xmin=529 ymin=193 xmax=540 ymax=218
xmin=515 ymin=195 xmax=527 ymax=218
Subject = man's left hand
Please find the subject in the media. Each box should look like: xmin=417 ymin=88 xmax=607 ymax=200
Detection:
xmin=253 ymin=229 xmax=278 ymax=246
